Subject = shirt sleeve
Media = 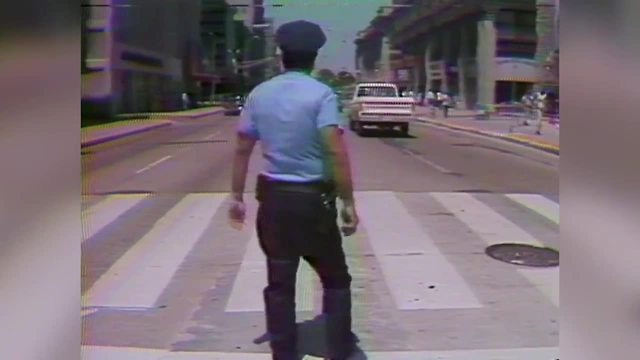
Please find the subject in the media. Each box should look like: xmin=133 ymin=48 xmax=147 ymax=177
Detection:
xmin=316 ymin=90 xmax=344 ymax=130
xmin=236 ymin=94 xmax=259 ymax=139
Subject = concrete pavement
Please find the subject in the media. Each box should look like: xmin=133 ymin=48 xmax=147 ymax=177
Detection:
xmin=414 ymin=106 xmax=560 ymax=155
xmin=81 ymin=115 xmax=558 ymax=359
xmin=81 ymin=107 xmax=225 ymax=148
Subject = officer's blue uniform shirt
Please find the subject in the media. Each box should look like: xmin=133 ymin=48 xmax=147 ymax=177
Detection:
xmin=237 ymin=71 xmax=344 ymax=183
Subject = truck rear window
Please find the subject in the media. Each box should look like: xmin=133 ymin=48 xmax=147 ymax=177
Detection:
xmin=356 ymin=87 xmax=397 ymax=97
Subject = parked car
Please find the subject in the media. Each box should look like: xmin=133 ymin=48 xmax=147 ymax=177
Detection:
xmin=224 ymin=95 xmax=245 ymax=116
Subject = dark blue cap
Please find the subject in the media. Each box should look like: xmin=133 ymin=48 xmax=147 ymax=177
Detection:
xmin=275 ymin=20 xmax=327 ymax=53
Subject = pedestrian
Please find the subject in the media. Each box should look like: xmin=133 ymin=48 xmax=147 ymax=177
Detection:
xmin=534 ymin=91 xmax=547 ymax=135
xmin=181 ymin=92 xmax=189 ymax=110
xmin=442 ymin=93 xmax=452 ymax=118
xmin=228 ymin=20 xmax=360 ymax=360
xmin=521 ymin=93 xmax=531 ymax=126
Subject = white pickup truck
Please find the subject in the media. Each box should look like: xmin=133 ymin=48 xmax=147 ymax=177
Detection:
xmin=346 ymin=82 xmax=415 ymax=135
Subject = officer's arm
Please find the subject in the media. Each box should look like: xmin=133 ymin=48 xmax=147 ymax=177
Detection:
xmin=231 ymin=97 xmax=258 ymax=202
xmin=319 ymin=126 xmax=355 ymax=205
xmin=231 ymin=133 xmax=256 ymax=202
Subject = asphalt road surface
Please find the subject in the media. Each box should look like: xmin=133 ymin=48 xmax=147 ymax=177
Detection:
xmin=81 ymin=113 xmax=559 ymax=359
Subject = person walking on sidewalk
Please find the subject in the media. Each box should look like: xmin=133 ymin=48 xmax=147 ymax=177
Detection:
xmin=441 ymin=92 xmax=452 ymax=118
xmin=426 ymin=90 xmax=436 ymax=117
xmin=181 ymin=92 xmax=190 ymax=110
xmin=521 ymin=93 xmax=533 ymax=126
xmin=228 ymin=20 xmax=359 ymax=360
xmin=534 ymin=91 xmax=548 ymax=135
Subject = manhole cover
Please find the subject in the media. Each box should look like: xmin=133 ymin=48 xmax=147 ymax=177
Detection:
xmin=485 ymin=243 xmax=559 ymax=267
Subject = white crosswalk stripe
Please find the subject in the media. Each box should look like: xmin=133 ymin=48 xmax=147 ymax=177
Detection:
xmin=506 ymin=193 xmax=560 ymax=224
xmin=83 ymin=193 xmax=226 ymax=309
xmin=82 ymin=345 xmax=560 ymax=359
xmin=225 ymin=229 xmax=316 ymax=312
xmin=82 ymin=193 xmax=150 ymax=242
xmin=431 ymin=192 xmax=559 ymax=307
xmin=517 ymin=267 xmax=560 ymax=307
xmin=431 ymin=192 xmax=545 ymax=247
xmin=355 ymin=191 xmax=482 ymax=310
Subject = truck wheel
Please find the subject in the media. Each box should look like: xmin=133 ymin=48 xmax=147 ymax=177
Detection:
xmin=400 ymin=124 xmax=409 ymax=136
xmin=353 ymin=121 xmax=363 ymax=134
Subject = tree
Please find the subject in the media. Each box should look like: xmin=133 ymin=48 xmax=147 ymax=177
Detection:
xmin=315 ymin=68 xmax=336 ymax=85
xmin=335 ymin=71 xmax=356 ymax=86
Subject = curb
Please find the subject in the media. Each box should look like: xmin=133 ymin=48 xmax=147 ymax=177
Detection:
xmin=415 ymin=118 xmax=560 ymax=155
xmin=81 ymin=108 xmax=225 ymax=148
xmin=124 ymin=108 xmax=225 ymax=120
xmin=81 ymin=122 xmax=172 ymax=148
xmin=169 ymin=108 xmax=226 ymax=120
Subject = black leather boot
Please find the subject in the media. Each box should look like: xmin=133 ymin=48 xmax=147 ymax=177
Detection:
xmin=322 ymin=288 xmax=354 ymax=359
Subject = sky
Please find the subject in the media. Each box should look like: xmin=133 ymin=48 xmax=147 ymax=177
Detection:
xmin=264 ymin=0 xmax=392 ymax=73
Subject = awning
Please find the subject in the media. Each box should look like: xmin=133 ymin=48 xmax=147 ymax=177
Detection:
xmin=495 ymin=76 xmax=537 ymax=83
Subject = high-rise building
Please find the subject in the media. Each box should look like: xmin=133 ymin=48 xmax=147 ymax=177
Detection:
xmin=81 ymin=0 xmax=205 ymax=118
xmin=224 ymin=0 xmax=272 ymax=91
xmin=245 ymin=0 xmax=268 ymax=88
xmin=201 ymin=0 xmax=241 ymax=96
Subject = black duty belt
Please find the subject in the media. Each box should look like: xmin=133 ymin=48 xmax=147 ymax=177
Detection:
xmin=257 ymin=174 xmax=334 ymax=194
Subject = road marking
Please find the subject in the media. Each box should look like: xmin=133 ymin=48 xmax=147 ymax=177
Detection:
xmin=225 ymin=227 xmax=315 ymax=312
xmin=82 ymin=346 xmax=166 ymax=360
xmin=204 ymin=131 xmax=220 ymax=140
xmin=81 ymin=308 xmax=98 ymax=317
xmin=400 ymin=148 xmax=454 ymax=174
xmin=506 ymin=193 xmax=559 ymax=224
xmin=135 ymin=155 xmax=172 ymax=174
xmin=431 ymin=193 xmax=544 ymax=247
xmin=355 ymin=191 xmax=482 ymax=310
xmin=517 ymin=267 xmax=560 ymax=307
xmin=414 ymin=119 xmax=560 ymax=158
xmin=431 ymin=193 xmax=558 ymax=305
xmin=82 ymin=194 xmax=149 ymax=242
xmin=81 ymin=345 xmax=559 ymax=359
xmin=84 ymin=193 xmax=225 ymax=308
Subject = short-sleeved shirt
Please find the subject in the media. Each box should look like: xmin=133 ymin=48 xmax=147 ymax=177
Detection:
xmin=237 ymin=71 xmax=344 ymax=183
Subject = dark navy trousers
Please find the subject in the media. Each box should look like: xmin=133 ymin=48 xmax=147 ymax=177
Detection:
xmin=256 ymin=180 xmax=353 ymax=360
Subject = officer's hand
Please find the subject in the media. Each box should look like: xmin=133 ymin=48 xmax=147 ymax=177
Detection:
xmin=228 ymin=200 xmax=246 ymax=230
xmin=340 ymin=203 xmax=359 ymax=236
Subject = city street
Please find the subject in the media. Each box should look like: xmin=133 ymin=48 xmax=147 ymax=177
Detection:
xmin=81 ymin=113 xmax=559 ymax=359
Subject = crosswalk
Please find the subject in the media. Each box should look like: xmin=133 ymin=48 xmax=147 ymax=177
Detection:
xmin=81 ymin=190 xmax=559 ymax=359
xmin=82 ymin=345 xmax=560 ymax=359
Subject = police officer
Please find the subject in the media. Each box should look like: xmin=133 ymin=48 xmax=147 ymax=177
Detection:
xmin=228 ymin=20 xmax=359 ymax=360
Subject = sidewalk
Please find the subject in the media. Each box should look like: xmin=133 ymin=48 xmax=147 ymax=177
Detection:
xmin=414 ymin=106 xmax=559 ymax=155
xmin=81 ymin=106 xmax=224 ymax=148
xmin=115 ymin=106 xmax=225 ymax=120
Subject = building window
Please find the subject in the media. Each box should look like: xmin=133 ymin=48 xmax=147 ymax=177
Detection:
xmin=496 ymin=40 xmax=536 ymax=59
xmin=496 ymin=9 xmax=536 ymax=31
xmin=495 ymin=81 xmax=533 ymax=104
xmin=121 ymin=51 xmax=163 ymax=67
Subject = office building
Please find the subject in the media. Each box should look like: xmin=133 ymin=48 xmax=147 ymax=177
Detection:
xmin=81 ymin=0 xmax=207 ymax=117
xmin=355 ymin=0 xmax=559 ymax=108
